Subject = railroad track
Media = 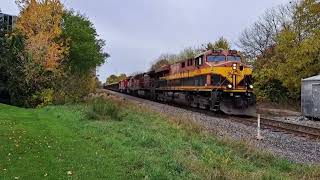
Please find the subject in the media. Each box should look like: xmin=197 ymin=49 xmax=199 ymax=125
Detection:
xmin=191 ymin=109 xmax=320 ymax=139
xmin=241 ymin=117 xmax=320 ymax=139
xmin=104 ymin=89 xmax=320 ymax=139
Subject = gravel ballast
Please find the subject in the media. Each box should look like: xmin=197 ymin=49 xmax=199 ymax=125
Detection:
xmin=104 ymin=90 xmax=320 ymax=164
xmin=265 ymin=115 xmax=320 ymax=128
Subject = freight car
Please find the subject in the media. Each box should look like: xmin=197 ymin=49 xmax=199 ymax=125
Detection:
xmin=106 ymin=50 xmax=256 ymax=116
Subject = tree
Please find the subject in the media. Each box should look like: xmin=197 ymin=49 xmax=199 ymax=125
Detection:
xmin=106 ymin=74 xmax=127 ymax=84
xmin=202 ymin=37 xmax=231 ymax=51
xmin=2 ymin=0 xmax=68 ymax=107
xmin=150 ymin=47 xmax=201 ymax=71
xmin=16 ymin=0 xmax=67 ymax=71
xmin=273 ymin=0 xmax=320 ymax=99
xmin=292 ymin=0 xmax=320 ymax=41
xmin=62 ymin=10 xmax=109 ymax=73
xmin=213 ymin=37 xmax=230 ymax=50
xmin=150 ymin=54 xmax=176 ymax=71
xmin=2 ymin=0 xmax=108 ymax=107
xmin=237 ymin=2 xmax=296 ymax=60
xmin=53 ymin=10 xmax=109 ymax=103
xmin=176 ymin=47 xmax=201 ymax=61
xmin=0 ymin=10 xmax=11 ymax=104
xmin=1 ymin=32 xmax=29 ymax=106
xmin=249 ymin=0 xmax=320 ymax=102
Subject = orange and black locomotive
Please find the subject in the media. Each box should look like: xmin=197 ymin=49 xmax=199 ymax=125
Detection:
xmin=106 ymin=50 xmax=256 ymax=116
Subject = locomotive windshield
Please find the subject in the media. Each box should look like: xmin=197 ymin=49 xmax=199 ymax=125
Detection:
xmin=207 ymin=55 xmax=225 ymax=62
xmin=227 ymin=55 xmax=241 ymax=61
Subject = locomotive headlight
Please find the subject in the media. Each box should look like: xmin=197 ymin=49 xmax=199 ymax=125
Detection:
xmin=232 ymin=63 xmax=237 ymax=70
xmin=227 ymin=84 xmax=233 ymax=89
xmin=249 ymin=85 xmax=254 ymax=89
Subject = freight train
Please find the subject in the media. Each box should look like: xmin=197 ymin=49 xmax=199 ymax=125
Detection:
xmin=105 ymin=50 xmax=256 ymax=116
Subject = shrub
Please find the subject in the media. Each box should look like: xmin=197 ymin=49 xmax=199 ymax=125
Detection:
xmin=86 ymin=97 xmax=121 ymax=121
xmin=253 ymin=70 xmax=289 ymax=103
xmin=30 ymin=89 xmax=54 ymax=108
xmin=54 ymin=73 xmax=97 ymax=104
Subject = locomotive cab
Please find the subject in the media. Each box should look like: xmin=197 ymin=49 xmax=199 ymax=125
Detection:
xmin=203 ymin=50 xmax=256 ymax=116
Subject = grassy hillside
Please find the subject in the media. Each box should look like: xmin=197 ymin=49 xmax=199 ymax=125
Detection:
xmin=0 ymin=99 xmax=319 ymax=179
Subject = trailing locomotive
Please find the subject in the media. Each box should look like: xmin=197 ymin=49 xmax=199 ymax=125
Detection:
xmin=105 ymin=50 xmax=256 ymax=116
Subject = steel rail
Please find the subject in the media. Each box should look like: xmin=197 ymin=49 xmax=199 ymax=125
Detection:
xmin=257 ymin=117 xmax=320 ymax=138
xmin=225 ymin=116 xmax=320 ymax=139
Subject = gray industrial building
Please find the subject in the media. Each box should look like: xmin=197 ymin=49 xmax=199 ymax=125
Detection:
xmin=301 ymin=75 xmax=320 ymax=119
xmin=0 ymin=12 xmax=17 ymax=33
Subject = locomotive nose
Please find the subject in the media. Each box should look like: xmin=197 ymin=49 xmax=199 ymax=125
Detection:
xmin=232 ymin=63 xmax=237 ymax=70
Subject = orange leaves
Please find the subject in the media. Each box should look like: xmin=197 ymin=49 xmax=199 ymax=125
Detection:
xmin=15 ymin=0 xmax=67 ymax=71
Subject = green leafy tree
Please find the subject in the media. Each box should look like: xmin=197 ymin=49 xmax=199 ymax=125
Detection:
xmin=270 ymin=0 xmax=320 ymax=99
xmin=62 ymin=10 xmax=109 ymax=73
xmin=213 ymin=37 xmax=231 ymax=50
xmin=1 ymin=33 xmax=28 ymax=106
xmin=176 ymin=47 xmax=201 ymax=60
xmin=150 ymin=54 xmax=176 ymax=71
xmin=202 ymin=37 xmax=231 ymax=51
xmin=150 ymin=47 xmax=201 ymax=71
xmin=106 ymin=74 xmax=127 ymax=84
xmin=251 ymin=0 xmax=320 ymax=102
xmin=54 ymin=10 xmax=109 ymax=103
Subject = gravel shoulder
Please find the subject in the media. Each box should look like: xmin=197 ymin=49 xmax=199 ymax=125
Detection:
xmin=102 ymin=89 xmax=320 ymax=164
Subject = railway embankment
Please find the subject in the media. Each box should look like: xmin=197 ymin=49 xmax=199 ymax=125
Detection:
xmin=1 ymin=91 xmax=320 ymax=179
xmin=101 ymin=89 xmax=320 ymax=164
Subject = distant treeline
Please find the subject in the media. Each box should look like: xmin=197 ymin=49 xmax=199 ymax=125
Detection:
xmin=106 ymin=74 xmax=127 ymax=85
xmin=105 ymin=37 xmax=231 ymax=85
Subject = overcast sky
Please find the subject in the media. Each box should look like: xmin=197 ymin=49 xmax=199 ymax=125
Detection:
xmin=2 ymin=0 xmax=289 ymax=81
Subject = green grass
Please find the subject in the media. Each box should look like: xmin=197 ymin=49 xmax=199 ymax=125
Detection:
xmin=0 ymin=98 xmax=319 ymax=180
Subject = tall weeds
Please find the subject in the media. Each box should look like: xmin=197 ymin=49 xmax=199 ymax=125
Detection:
xmin=86 ymin=97 xmax=121 ymax=121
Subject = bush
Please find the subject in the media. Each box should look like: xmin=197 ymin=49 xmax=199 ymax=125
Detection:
xmin=54 ymin=73 xmax=97 ymax=104
xmin=30 ymin=89 xmax=54 ymax=108
xmin=86 ymin=97 xmax=121 ymax=121
xmin=254 ymin=78 xmax=288 ymax=103
xmin=253 ymin=69 xmax=289 ymax=103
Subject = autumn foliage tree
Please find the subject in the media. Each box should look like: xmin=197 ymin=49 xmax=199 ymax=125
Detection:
xmin=2 ymin=0 xmax=68 ymax=107
xmin=271 ymin=0 xmax=320 ymax=99
xmin=16 ymin=0 xmax=68 ymax=71
xmin=2 ymin=0 xmax=107 ymax=107
xmin=239 ymin=0 xmax=320 ymax=102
